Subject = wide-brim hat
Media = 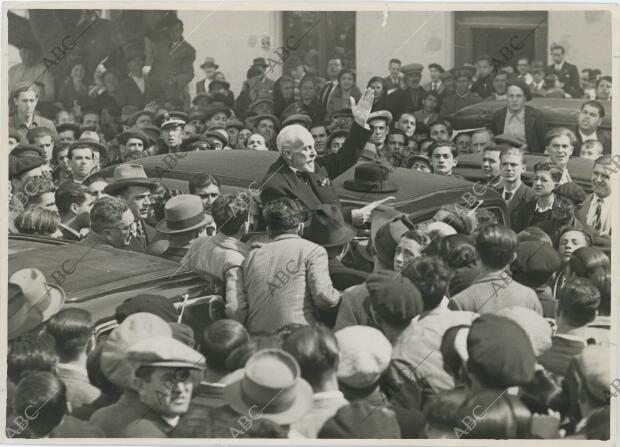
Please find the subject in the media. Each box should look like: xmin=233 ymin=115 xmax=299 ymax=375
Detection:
xmin=369 ymin=206 xmax=406 ymax=248
xmin=250 ymin=114 xmax=281 ymax=130
xmin=252 ymin=57 xmax=269 ymax=68
xmin=223 ymin=349 xmax=313 ymax=425
xmin=343 ymin=163 xmax=398 ymax=193
xmin=201 ymin=57 xmax=219 ymax=69
xmin=307 ymin=204 xmax=356 ymax=248
xmin=117 ymin=128 xmax=150 ymax=146
xmin=156 ymin=195 xmax=211 ymax=234
xmin=208 ymin=80 xmax=230 ymax=91
xmin=204 ymin=104 xmax=233 ymax=121
xmin=248 ymin=97 xmax=274 ymax=113
xmin=104 ymin=164 xmax=159 ymax=196
xmin=8 ymin=269 xmax=66 ymax=340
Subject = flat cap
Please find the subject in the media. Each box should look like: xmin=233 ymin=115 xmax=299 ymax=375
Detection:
xmin=282 ymin=113 xmax=312 ymax=129
xmin=9 ymin=155 xmax=43 ymax=180
xmin=554 ymin=182 xmax=586 ymax=205
xmin=507 ymin=78 xmax=532 ymax=101
xmin=168 ymin=322 xmax=196 ymax=348
xmin=56 ymin=123 xmax=81 ymax=136
xmin=127 ymin=335 xmax=205 ymax=370
xmin=494 ymin=133 xmax=526 ymax=148
xmin=225 ymin=119 xmax=244 ymax=130
xmin=408 ymin=154 xmax=432 ymax=168
xmin=129 ymin=109 xmax=155 ymax=126
xmin=367 ymin=110 xmax=393 ymax=125
xmin=115 ymin=294 xmax=178 ymax=324
xmin=181 ymin=134 xmax=213 ymax=151
xmin=188 ymin=108 xmax=207 ymax=122
xmin=204 ymin=129 xmax=229 ymax=146
xmin=155 ymin=111 xmax=189 ymax=129
xmin=248 ymin=97 xmax=274 ymax=113
xmin=440 ymin=70 xmax=454 ymax=81
xmin=453 ymin=67 xmax=473 ymax=80
xmin=335 ymin=326 xmax=392 ymax=388
xmin=203 ymin=104 xmax=233 ymax=120
xmin=367 ymin=271 xmax=424 ymax=327
xmin=428 ymin=63 xmax=445 ymax=72
xmin=331 ymin=108 xmax=353 ymax=119
xmin=467 ymin=314 xmax=536 ymax=388
xmin=208 ymin=80 xmax=230 ymax=91
xmin=401 ymin=63 xmax=424 ymax=75
xmin=250 ymin=113 xmax=280 ymax=130
xmin=513 ymin=241 xmax=562 ymax=286
xmin=11 ymin=144 xmax=45 ymax=159
xmin=117 ymin=128 xmax=150 ymax=146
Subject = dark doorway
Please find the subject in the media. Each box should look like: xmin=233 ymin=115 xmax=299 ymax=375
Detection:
xmin=472 ymin=28 xmax=536 ymax=69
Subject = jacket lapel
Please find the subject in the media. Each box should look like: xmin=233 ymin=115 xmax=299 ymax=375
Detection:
xmin=281 ymin=166 xmax=322 ymax=210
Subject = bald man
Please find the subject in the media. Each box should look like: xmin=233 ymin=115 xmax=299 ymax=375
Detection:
xmin=260 ymin=89 xmax=374 ymax=224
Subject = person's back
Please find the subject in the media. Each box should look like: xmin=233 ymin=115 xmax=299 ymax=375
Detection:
xmin=539 ymin=278 xmax=600 ymax=377
xmin=240 ymin=199 xmax=340 ymax=333
xmin=449 ymin=225 xmax=542 ymax=315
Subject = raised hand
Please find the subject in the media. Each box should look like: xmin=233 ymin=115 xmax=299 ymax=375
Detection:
xmin=350 ymin=88 xmax=375 ymax=128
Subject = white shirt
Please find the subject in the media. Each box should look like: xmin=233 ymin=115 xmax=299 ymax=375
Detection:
xmin=554 ymin=62 xmax=565 ymax=72
xmin=586 ymin=194 xmax=612 ymax=235
xmin=535 ymin=195 xmax=554 ymax=213
xmin=131 ymin=75 xmax=146 ymax=94
xmin=578 ymin=128 xmax=598 ymax=143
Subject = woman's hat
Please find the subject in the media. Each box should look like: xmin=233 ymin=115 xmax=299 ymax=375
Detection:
xmin=8 ymin=269 xmax=65 ymax=340
xmin=156 ymin=195 xmax=212 ymax=234
xmin=307 ymin=204 xmax=355 ymax=248
xmin=223 ymin=349 xmax=313 ymax=425
xmin=343 ymin=163 xmax=398 ymax=193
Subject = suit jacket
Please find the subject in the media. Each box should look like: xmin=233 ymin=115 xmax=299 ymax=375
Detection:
xmin=320 ymin=80 xmax=338 ymax=108
xmin=393 ymin=86 xmax=426 ymax=115
xmin=490 ymin=105 xmax=548 ymax=154
xmin=471 ymin=74 xmax=494 ymax=99
xmin=422 ymin=81 xmax=446 ymax=97
xmin=328 ymin=257 xmax=368 ymax=291
xmin=260 ymin=122 xmax=372 ymax=213
xmin=148 ymin=35 xmax=196 ymax=100
xmin=116 ymin=76 xmax=164 ymax=109
xmin=385 ymin=75 xmax=404 ymax=92
xmin=504 ymin=183 xmax=536 ymax=233
xmin=573 ymin=128 xmax=612 ymax=156
xmin=513 ymin=198 xmax=552 ymax=233
xmin=546 ymin=62 xmax=582 ymax=98
xmin=56 ymin=366 xmax=101 ymax=412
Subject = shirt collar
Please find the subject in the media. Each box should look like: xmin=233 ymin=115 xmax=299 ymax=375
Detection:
xmin=507 ymin=108 xmax=525 ymax=120
xmin=578 ymin=128 xmax=597 ymax=141
xmin=59 ymin=223 xmax=82 ymax=239
xmin=535 ymin=195 xmax=554 ymax=212
xmin=213 ymin=232 xmax=250 ymax=255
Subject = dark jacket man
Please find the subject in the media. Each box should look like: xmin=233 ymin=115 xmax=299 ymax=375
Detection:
xmin=573 ymin=127 xmax=612 ymax=156
xmin=546 ymin=61 xmax=581 ymax=99
xmin=490 ymin=105 xmax=548 ymax=154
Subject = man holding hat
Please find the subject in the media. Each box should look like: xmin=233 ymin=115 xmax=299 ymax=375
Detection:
xmin=104 ymin=164 xmax=160 ymax=252
xmin=490 ymin=78 xmax=548 ymax=153
xmin=260 ymin=89 xmax=376 ymax=226
xmin=196 ymin=56 xmax=219 ymax=95
xmin=148 ymin=195 xmax=211 ymax=262
xmin=156 ymin=111 xmax=189 ymax=153
xmin=394 ymin=63 xmax=425 ymax=113
xmin=439 ymin=68 xmax=483 ymax=117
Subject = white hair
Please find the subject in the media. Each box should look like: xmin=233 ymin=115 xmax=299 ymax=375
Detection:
xmin=276 ymin=124 xmax=311 ymax=154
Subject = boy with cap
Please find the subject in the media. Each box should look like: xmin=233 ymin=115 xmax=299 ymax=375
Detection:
xmin=449 ymin=224 xmax=542 ymax=315
xmin=535 ymin=182 xmax=588 ymax=245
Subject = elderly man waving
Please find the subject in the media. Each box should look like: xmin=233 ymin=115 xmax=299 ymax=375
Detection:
xmin=260 ymin=89 xmax=380 ymax=225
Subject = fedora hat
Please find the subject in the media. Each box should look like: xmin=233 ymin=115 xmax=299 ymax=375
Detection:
xmin=200 ymin=57 xmax=219 ymax=69
xmin=117 ymin=128 xmax=150 ymax=147
xmin=307 ymin=204 xmax=355 ymax=248
xmin=8 ymin=269 xmax=65 ymax=340
xmin=224 ymin=349 xmax=313 ymax=425
xmin=343 ymin=163 xmax=398 ymax=193
xmin=156 ymin=195 xmax=211 ymax=234
xmin=104 ymin=164 xmax=159 ymax=196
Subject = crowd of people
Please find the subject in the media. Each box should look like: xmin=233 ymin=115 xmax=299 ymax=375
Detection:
xmin=6 ymin=12 xmax=615 ymax=441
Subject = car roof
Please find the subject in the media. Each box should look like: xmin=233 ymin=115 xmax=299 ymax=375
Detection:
xmin=334 ymin=164 xmax=484 ymax=206
xmin=450 ymin=97 xmax=611 ymax=131
xmin=454 ymin=152 xmax=595 ymax=193
xmin=8 ymin=242 xmax=192 ymax=303
xmin=8 ymin=234 xmax=69 ymax=256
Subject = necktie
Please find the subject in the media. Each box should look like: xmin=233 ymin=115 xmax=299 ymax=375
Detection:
xmin=295 ymin=171 xmax=309 ymax=184
xmin=504 ymin=191 xmax=513 ymax=201
xmin=432 ymin=83 xmax=437 ymax=92
xmin=593 ymin=199 xmax=603 ymax=231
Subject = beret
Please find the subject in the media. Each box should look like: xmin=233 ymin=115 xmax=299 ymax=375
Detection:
xmin=401 ymin=63 xmax=423 ymax=75
xmin=319 ymin=402 xmax=401 ymax=439
xmin=495 ymin=306 xmax=552 ymax=357
xmin=127 ymin=335 xmax=205 ymax=370
xmin=335 ymin=326 xmax=391 ymax=388
xmin=9 ymin=155 xmax=43 ymax=180
xmin=554 ymin=182 xmax=586 ymax=205
xmin=467 ymin=314 xmax=536 ymax=387
xmin=513 ymin=241 xmax=562 ymax=286
xmin=367 ymin=271 xmax=424 ymax=327
xmin=494 ymin=133 xmax=526 ymax=148
xmin=115 ymin=294 xmax=178 ymax=324
xmin=507 ymin=78 xmax=532 ymax=101
xmin=11 ymin=144 xmax=45 ymax=159
xmin=367 ymin=110 xmax=393 ymax=125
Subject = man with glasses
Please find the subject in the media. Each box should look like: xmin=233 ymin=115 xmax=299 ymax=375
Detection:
xmin=80 ymin=196 xmax=137 ymax=250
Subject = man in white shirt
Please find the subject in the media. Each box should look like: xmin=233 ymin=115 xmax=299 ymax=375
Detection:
xmin=578 ymin=156 xmax=613 ymax=236
xmin=574 ymin=100 xmax=611 ymax=156
xmin=545 ymin=127 xmax=575 ymax=185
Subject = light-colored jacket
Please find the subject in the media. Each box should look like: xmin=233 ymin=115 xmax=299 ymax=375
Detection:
xmin=182 ymin=233 xmax=250 ymax=319
xmin=238 ymin=233 xmax=340 ymax=333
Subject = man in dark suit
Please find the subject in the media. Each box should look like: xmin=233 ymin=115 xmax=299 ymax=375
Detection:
xmin=574 ymin=100 xmax=611 ymax=156
xmin=320 ymin=56 xmax=344 ymax=109
xmin=496 ymin=137 xmax=536 ymax=233
xmin=116 ymin=47 xmax=163 ymax=109
xmin=261 ymin=89 xmax=374 ymax=226
xmin=490 ymin=79 xmax=548 ymax=153
xmin=393 ymin=63 xmax=426 ymax=115
xmin=546 ymin=43 xmax=582 ymax=99
xmin=384 ymin=58 xmax=404 ymax=93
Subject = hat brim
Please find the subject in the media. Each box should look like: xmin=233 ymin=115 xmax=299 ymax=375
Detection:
xmin=9 ymin=284 xmax=65 ymax=340
xmin=201 ymin=63 xmax=219 ymax=69
xmin=342 ymin=180 xmax=398 ymax=193
xmin=369 ymin=206 xmax=405 ymax=245
xmin=104 ymin=178 xmax=159 ymax=195
xmin=155 ymin=214 xmax=211 ymax=235
xmin=8 ymin=310 xmax=42 ymax=340
xmin=134 ymin=360 xmax=205 ymax=369
xmin=223 ymin=369 xmax=313 ymax=425
xmin=308 ymin=225 xmax=356 ymax=248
